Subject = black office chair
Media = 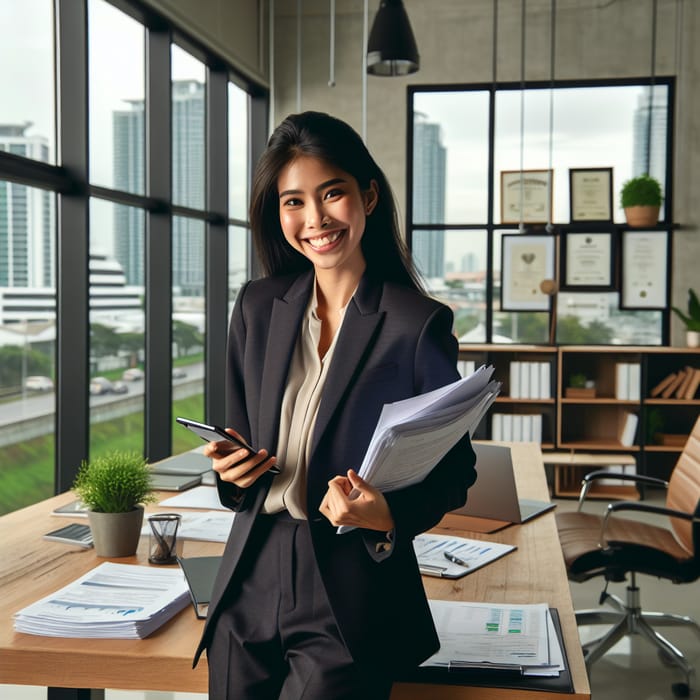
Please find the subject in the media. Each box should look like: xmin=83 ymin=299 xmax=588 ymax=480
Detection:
xmin=556 ymin=416 xmax=700 ymax=698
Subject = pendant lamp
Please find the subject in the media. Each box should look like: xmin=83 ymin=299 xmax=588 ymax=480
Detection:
xmin=366 ymin=0 xmax=419 ymax=76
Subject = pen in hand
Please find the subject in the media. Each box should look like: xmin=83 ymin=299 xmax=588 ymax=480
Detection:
xmin=444 ymin=551 xmax=470 ymax=568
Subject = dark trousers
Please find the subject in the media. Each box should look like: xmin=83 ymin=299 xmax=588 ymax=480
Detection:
xmin=207 ymin=512 xmax=394 ymax=700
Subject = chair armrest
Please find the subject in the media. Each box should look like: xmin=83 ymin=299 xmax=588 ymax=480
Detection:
xmin=577 ymin=470 xmax=668 ymax=511
xmin=598 ymin=501 xmax=700 ymax=548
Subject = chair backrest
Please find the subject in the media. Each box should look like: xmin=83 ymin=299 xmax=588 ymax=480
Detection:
xmin=667 ymin=415 xmax=700 ymax=554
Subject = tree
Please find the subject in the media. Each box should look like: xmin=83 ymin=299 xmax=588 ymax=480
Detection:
xmin=0 ymin=345 xmax=52 ymax=388
xmin=90 ymin=323 xmax=122 ymax=360
xmin=172 ymin=320 xmax=203 ymax=357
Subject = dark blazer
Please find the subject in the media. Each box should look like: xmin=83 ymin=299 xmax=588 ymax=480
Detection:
xmin=195 ymin=268 xmax=477 ymax=673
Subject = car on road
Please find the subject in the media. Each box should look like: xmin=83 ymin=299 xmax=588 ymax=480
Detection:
xmin=172 ymin=367 xmax=187 ymax=379
xmin=89 ymin=376 xmax=129 ymax=395
xmin=25 ymin=375 xmax=54 ymax=392
xmin=122 ymin=368 xmax=144 ymax=381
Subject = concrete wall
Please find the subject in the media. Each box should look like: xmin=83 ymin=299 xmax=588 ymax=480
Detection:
xmin=271 ymin=0 xmax=699 ymax=346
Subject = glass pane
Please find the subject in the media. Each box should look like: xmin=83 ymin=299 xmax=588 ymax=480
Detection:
xmin=228 ymin=224 xmax=249 ymax=318
xmin=492 ymin=231 xmax=549 ymax=344
xmin=89 ymin=198 xmax=145 ymax=458
xmin=556 ymin=292 xmax=662 ymax=345
xmin=494 ymin=84 xmax=669 ymax=224
xmin=172 ymin=45 xmax=206 ymax=210
xmin=229 ymin=83 xmax=250 ymax=220
xmin=413 ymin=92 xmax=490 ymax=224
xmin=0 ymin=183 xmax=56 ymax=514
xmin=172 ymin=216 xmax=205 ymax=453
xmin=0 ymin=0 xmax=55 ymax=165
xmin=88 ymin=0 xmax=145 ymax=193
xmin=413 ymin=229 xmax=488 ymax=342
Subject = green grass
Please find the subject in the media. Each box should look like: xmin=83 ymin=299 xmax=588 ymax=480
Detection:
xmin=0 ymin=393 xmax=205 ymax=515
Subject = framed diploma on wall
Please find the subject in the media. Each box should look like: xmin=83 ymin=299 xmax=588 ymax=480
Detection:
xmin=500 ymin=170 xmax=553 ymax=225
xmin=500 ymin=234 xmax=556 ymax=311
xmin=569 ymin=167 xmax=613 ymax=222
xmin=620 ymin=230 xmax=669 ymax=310
xmin=560 ymin=231 xmax=616 ymax=291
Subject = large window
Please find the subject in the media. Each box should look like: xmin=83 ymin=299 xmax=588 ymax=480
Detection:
xmin=0 ymin=0 xmax=265 ymax=515
xmin=409 ymin=80 xmax=672 ymax=346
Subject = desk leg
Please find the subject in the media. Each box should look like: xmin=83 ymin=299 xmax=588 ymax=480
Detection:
xmin=48 ymin=689 xmax=104 ymax=700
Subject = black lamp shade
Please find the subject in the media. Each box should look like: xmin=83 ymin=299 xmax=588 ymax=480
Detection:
xmin=367 ymin=0 xmax=420 ymax=76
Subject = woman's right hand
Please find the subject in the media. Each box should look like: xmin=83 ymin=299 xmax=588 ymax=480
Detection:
xmin=203 ymin=428 xmax=278 ymax=488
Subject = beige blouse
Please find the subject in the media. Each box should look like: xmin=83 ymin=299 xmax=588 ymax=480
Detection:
xmin=262 ymin=283 xmax=348 ymax=518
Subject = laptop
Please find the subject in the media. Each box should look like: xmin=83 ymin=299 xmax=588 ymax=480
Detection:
xmin=440 ymin=442 xmax=555 ymax=533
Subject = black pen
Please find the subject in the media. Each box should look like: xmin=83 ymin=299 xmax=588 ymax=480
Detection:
xmin=444 ymin=551 xmax=470 ymax=568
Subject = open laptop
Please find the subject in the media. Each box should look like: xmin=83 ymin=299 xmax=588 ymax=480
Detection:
xmin=440 ymin=442 xmax=555 ymax=533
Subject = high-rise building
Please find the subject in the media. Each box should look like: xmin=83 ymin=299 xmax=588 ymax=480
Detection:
xmin=0 ymin=124 xmax=53 ymax=288
xmin=632 ymin=88 xmax=667 ymax=187
xmin=412 ymin=116 xmax=446 ymax=280
xmin=112 ymin=80 xmax=205 ymax=294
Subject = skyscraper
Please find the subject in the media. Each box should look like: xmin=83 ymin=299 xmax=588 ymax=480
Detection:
xmin=0 ymin=124 xmax=53 ymax=288
xmin=112 ymin=79 xmax=205 ymax=294
xmin=632 ymin=88 xmax=667 ymax=187
xmin=412 ymin=115 xmax=446 ymax=280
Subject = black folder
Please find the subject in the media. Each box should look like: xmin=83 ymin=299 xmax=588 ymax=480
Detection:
xmin=177 ymin=555 xmax=222 ymax=619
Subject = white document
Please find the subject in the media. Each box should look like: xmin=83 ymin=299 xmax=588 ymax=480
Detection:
xmin=141 ymin=510 xmax=235 ymax=542
xmin=13 ymin=562 xmax=190 ymax=639
xmin=413 ymin=533 xmax=516 ymax=578
xmin=337 ymin=366 xmax=500 ymax=534
xmin=422 ymin=600 xmax=559 ymax=673
xmin=159 ymin=484 xmax=226 ymax=510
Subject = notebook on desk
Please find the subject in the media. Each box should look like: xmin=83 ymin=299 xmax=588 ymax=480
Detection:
xmin=440 ymin=443 xmax=555 ymax=533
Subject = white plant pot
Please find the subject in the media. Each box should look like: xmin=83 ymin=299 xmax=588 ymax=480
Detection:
xmin=687 ymin=331 xmax=700 ymax=348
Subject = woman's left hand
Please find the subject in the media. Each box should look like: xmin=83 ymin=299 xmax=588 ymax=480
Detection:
xmin=319 ymin=469 xmax=394 ymax=532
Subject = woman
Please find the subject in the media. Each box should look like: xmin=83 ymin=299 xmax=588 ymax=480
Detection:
xmin=196 ymin=111 xmax=476 ymax=699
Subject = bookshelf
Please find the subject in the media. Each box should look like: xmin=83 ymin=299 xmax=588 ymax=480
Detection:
xmin=459 ymin=344 xmax=700 ymax=499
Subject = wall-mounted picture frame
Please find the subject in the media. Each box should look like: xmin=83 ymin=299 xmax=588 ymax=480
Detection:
xmin=500 ymin=233 xmax=556 ymax=311
xmin=500 ymin=169 xmax=553 ymax=225
xmin=560 ymin=230 xmax=616 ymax=291
xmin=620 ymin=230 xmax=669 ymax=310
xmin=568 ymin=167 xmax=614 ymax=222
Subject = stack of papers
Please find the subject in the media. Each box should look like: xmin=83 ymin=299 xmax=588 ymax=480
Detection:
xmin=141 ymin=510 xmax=235 ymax=543
xmin=338 ymin=366 xmax=500 ymax=533
xmin=13 ymin=562 xmax=190 ymax=639
xmin=423 ymin=600 xmax=565 ymax=677
xmin=413 ymin=533 xmax=516 ymax=579
xmin=356 ymin=364 xmax=500 ymax=493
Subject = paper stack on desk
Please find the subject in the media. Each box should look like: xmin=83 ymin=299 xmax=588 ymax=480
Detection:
xmin=13 ymin=562 xmax=190 ymax=639
xmin=423 ymin=600 xmax=565 ymax=677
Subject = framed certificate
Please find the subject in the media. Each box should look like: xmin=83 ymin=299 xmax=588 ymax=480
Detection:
xmin=500 ymin=233 xmax=556 ymax=311
xmin=560 ymin=230 xmax=616 ymax=291
xmin=569 ymin=167 xmax=614 ymax=222
xmin=620 ymin=230 xmax=669 ymax=310
xmin=500 ymin=170 xmax=553 ymax=225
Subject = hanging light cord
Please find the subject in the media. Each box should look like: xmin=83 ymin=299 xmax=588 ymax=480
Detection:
xmin=362 ymin=0 xmax=369 ymax=141
xmin=546 ymin=0 xmax=556 ymax=233
xmin=518 ymin=0 xmax=527 ymax=233
xmin=296 ymin=0 xmax=302 ymax=112
xmin=328 ymin=0 xmax=336 ymax=87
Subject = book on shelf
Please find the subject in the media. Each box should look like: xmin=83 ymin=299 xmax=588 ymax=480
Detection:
xmin=676 ymin=366 xmax=695 ymax=399
xmin=650 ymin=372 xmax=678 ymax=397
xmin=661 ymin=370 xmax=688 ymax=399
xmin=618 ymin=411 xmax=639 ymax=447
xmin=684 ymin=368 xmax=700 ymax=399
xmin=615 ymin=362 xmax=641 ymax=400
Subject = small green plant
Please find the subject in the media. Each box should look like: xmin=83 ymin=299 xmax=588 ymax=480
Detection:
xmin=569 ymin=372 xmax=587 ymax=388
xmin=72 ymin=450 xmax=156 ymax=513
xmin=671 ymin=288 xmax=700 ymax=332
xmin=620 ymin=174 xmax=663 ymax=208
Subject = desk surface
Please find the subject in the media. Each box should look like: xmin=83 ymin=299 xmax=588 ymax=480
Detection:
xmin=0 ymin=443 xmax=589 ymax=699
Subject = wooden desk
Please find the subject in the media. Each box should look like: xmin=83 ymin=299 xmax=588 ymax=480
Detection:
xmin=0 ymin=443 xmax=589 ymax=699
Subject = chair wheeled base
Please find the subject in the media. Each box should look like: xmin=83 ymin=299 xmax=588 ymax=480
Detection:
xmin=577 ymin=573 xmax=700 ymax=698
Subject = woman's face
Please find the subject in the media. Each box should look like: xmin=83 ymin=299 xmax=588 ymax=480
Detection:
xmin=277 ymin=155 xmax=378 ymax=278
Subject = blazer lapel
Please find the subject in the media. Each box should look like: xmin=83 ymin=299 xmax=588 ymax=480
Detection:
xmin=310 ymin=275 xmax=384 ymax=456
xmin=257 ymin=271 xmax=314 ymax=451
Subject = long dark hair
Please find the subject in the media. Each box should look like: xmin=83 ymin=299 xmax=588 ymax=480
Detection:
xmin=250 ymin=111 xmax=424 ymax=291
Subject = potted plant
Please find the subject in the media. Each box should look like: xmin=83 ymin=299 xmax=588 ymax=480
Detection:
xmin=565 ymin=372 xmax=596 ymax=399
xmin=72 ymin=450 xmax=156 ymax=557
xmin=620 ymin=173 xmax=663 ymax=227
xmin=672 ymin=288 xmax=700 ymax=348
